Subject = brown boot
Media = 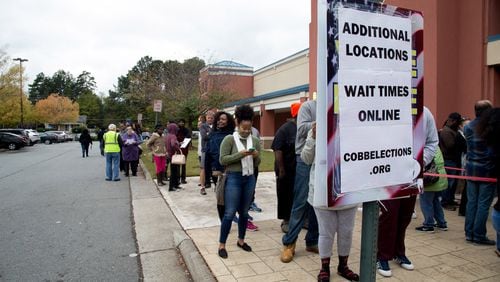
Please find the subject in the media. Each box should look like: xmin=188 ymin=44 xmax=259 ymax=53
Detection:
xmin=280 ymin=242 xmax=296 ymax=263
xmin=337 ymin=256 xmax=359 ymax=281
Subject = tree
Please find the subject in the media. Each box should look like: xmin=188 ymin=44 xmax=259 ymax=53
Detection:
xmin=111 ymin=56 xmax=235 ymax=129
xmin=0 ymin=49 xmax=33 ymax=127
xmin=28 ymin=70 xmax=97 ymax=103
xmin=77 ymin=92 xmax=102 ymax=127
xmin=28 ymin=72 xmax=51 ymax=104
xmin=34 ymin=94 xmax=79 ymax=124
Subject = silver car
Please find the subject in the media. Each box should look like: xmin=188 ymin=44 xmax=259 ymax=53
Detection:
xmin=25 ymin=129 xmax=40 ymax=146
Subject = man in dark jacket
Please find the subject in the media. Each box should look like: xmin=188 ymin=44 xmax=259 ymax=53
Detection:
xmin=272 ymin=102 xmax=300 ymax=233
xmin=439 ymin=112 xmax=467 ymax=210
xmin=464 ymin=100 xmax=496 ymax=245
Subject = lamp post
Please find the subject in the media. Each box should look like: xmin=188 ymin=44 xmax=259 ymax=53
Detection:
xmin=13 ymin=58 xmax=28 ymax=128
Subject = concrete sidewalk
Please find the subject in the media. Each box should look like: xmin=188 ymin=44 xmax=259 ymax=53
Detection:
xmin=130 ymin=162 xmax=214 ymax=281
xmin=157 ymin=171 xmax=500 ymax=281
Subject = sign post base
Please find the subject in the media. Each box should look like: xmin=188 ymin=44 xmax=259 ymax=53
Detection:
xmin=360 ymin=201 xmax=379 ymax=281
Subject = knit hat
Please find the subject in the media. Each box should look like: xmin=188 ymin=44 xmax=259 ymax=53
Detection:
xmin=291 ymin=102 xmax=302 ymax=118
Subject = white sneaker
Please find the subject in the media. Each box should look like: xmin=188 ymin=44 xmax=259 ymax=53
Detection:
xmin=377 ymin=260 xmax=392 ymax=277
xmin=394 ymin=255 xmax=414 ymax=270
xmin=412 ymin=211 xmax=417 ymax=219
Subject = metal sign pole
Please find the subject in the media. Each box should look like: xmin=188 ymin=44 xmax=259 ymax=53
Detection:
xmin=359 ymin=201 xmax=379 ymax=281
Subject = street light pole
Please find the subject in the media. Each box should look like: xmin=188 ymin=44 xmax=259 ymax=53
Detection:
xmin=13 ymin=57 xmax=28 ymax=128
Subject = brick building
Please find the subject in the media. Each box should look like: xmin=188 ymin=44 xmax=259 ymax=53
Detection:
xmin=201 ymin=0 xmax=500 ymax=148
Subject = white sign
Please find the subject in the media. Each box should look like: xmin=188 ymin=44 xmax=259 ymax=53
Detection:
xmin=180 ymin=138 xmax=192 ymax=149
xmin=337 ymin=7 xmax=414 ymax=192
xmin=153 ymin=100 xmax=162 ymax=112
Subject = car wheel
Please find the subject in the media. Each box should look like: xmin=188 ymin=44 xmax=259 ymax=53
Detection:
xmin=44 ymin=140 xmax=51 ymax=145
xmin=8 ymin=143 xmax=17 ymax=150
xmin=29 ymin=140 xmax=34 ymax=146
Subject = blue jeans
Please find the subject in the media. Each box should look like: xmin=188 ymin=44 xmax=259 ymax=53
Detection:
xmin=81 ymin=143 xmax=90 ymax=157
xmin=492 ymin=209 xmax=500 ymax=251
xmin=105 ymin=152 xmax=120 ymax=180
xmin=465 ymin=180 xmax=496 ymax=241
xmin=419 ymin=191 xmax=447 ymax=227
xmin=219 ymin=172 xmax=256 ymax=244
xmin=442 ymin=160 xmax=459 ymax=205
xmin=282 ymin=156 xmax=318 ymax=247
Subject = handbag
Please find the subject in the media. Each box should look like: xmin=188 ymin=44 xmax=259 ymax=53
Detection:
xmin=215 ymin=173 xmax=227 ymax=205
xmin=171 ymin=150 xmax=186 ymax=165
xmin=423 ymin=159 xmax=439 ymax=186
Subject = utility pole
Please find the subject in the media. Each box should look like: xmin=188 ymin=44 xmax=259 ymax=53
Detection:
xmin=13 ymin=58 xmax=28 ymax=128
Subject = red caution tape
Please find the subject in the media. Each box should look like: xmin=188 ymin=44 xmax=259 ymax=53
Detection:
xmin=423 ymin=172 xmax=497 ymax=183
xmin=444 ymin=166 xmax=465 ymax=172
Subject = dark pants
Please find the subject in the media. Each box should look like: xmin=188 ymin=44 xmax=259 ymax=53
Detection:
xmin=119 ymin=153 xmax=124 ymax=171
xmin=180 ymin=164 xmax=186 ymax=181
xmin=124 ymin=160 xmax=138 ymax=176
xmin=217 ymin=204 xmax=225 ymax=222
xmin=377 ymin=195 xmax=417 ymax=260
xmin=81 ymin=143 xmax=90 ymax=157
xmin=204 ymin=155 xmax=217 ymax=187
xmin=99 ymin=141 xmax=104 ymax=156
xmin=276 ymin=167 xmax=295 ymax=220
xmin=459 ymin=183 xmax=468 ymax=216
xmin=169 ymin=164 xmax=180 ymax=189
xmin=442 ymin=160 xmax=459 ymax=205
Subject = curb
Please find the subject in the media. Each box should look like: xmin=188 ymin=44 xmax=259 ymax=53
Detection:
xmin=138 ymin=159 xmax=215 ymax=282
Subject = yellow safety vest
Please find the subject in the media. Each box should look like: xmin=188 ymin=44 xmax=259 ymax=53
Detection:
xmin=104 ymin=131 xmax=120 ymax=153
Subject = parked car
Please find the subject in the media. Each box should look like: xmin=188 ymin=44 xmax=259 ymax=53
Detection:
xmin=25 ymin=129 xmax=40 ymax=146
xmin=192 ymin=130 xmax=199 ymax=140
xmin=39 ymin=132 xmax=59 ymax=144
xmin=0 ymin=129 xmax=30 ymax=146
xmin=46 ymin=131 xmax=67 ymax=142
xmin=0 ymin=132 xmax=26 ymax=150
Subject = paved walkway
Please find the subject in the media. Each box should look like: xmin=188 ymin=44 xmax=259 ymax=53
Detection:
xmin=159 ymin=172 xmax=500 ymax=281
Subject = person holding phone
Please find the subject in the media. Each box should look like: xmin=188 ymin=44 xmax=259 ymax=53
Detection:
xmin=217 ymin=105 xmax=261 ymax=259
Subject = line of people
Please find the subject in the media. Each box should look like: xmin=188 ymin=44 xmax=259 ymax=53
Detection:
xmin=146 ymin=121 xmax=192 ymax=192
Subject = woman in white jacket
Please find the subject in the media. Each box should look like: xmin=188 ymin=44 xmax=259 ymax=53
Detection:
xmin=301 ymin=124 xmax=359 ymax=282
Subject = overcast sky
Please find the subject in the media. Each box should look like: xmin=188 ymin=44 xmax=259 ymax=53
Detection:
xmin=0 ymin=0 xmax=311 ymax=94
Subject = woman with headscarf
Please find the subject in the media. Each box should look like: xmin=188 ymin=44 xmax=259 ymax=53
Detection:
xmin=122 ymin=126 xmax=141 ymax=177
xmin=147 ymin=125 xmax=167 ymax=186
xmin=165 ymin=123 xmax=181 ymax=192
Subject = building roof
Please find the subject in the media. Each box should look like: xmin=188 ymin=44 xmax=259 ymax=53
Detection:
xmin=213 ymin=60 xmax=252 ymax=68
xmin=224 ymin=84 xmax=309 ymax=107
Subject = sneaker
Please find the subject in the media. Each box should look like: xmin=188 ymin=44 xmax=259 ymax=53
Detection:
xmin=434 ymin=224 xmax=448 ymax=231
xmin=415 ymin=225 xmax=435 ymax=233
xmin=249 ymin=202 xmax=263 ymax=212
xmin=377 ymin=260 xmax=392 ymax=277
xmin=473 ymin=238 xmax=496 ymax=245
xmin=281 ymin=220 xmax=289 ymax=233
xmin=246 ymin=221 xmax=259 ymax=231
xmin=442 ymin=204 xmax=457 ymax=211
xmin=394 ymin=255 xmax=414 ymax=270
xmin=412 ymin=211 xmax=417 ymax=219
xmin=305 ymin=245 xmax=319 ymax=254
